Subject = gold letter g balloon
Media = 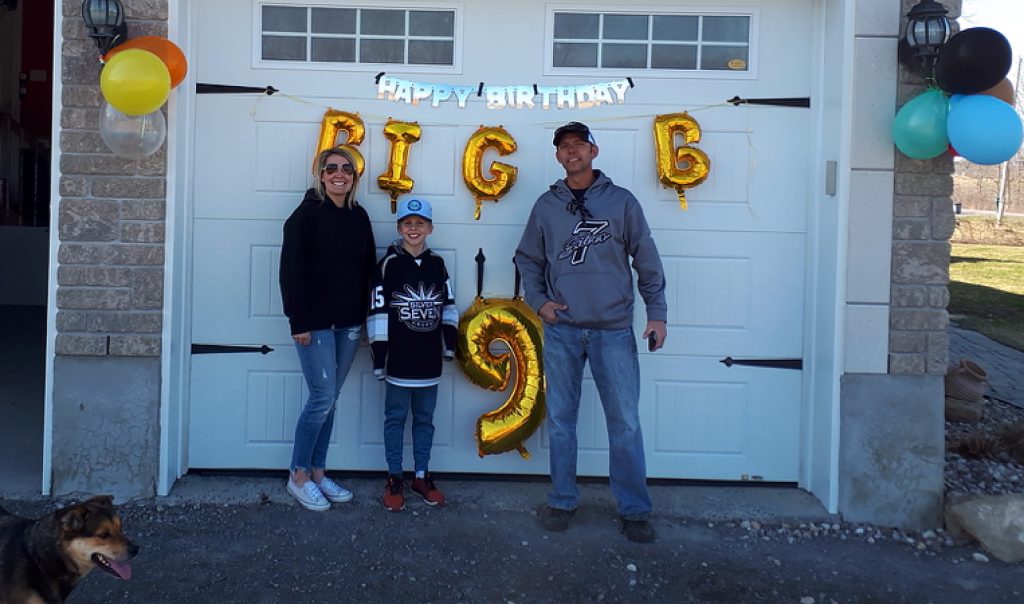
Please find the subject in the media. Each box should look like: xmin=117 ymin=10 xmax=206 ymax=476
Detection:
xmin=462 ymin=126 xmax=518 ymax=221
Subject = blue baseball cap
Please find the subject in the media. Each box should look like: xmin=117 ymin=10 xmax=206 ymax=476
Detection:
xmin=397 ymin=198 xmax=432 ymax=222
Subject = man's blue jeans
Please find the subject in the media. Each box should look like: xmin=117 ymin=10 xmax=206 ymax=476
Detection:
xmin=383 ymin=383 xmax=438 ymax=475
xmin=543 ymin=322 xmax=652 ymax=520
xmin=289 ymin=325 xmax=361 ymax=474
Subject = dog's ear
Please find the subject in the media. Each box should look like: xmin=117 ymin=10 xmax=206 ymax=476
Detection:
xmin=85 ymin=495 xmax=115 ymax=511
xmin=56 ymin=505 xmax=88 ymax=535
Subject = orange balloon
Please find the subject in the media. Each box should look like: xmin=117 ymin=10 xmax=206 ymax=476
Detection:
xmin=106 ymin=37 xmax=188 ymax=88
xmin=980 ymin=78 xmax=1015 ymax=106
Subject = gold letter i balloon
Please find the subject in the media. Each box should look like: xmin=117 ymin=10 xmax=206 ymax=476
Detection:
xmin=653 ymin=112 xmax=711 ymax=209
xmin=314 ymin=109 xmax=366 ymax=176
xmin=377 ymin=119 xmax=422 ymax=213
xmin=457 ymin=295 xmax=545 ymax=459
xmin=462 ymin=126 xmax=518 ymax=220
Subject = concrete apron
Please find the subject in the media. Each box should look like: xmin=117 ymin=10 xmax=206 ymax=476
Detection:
xmin=146 ymin=474 xmax=834 ymax=524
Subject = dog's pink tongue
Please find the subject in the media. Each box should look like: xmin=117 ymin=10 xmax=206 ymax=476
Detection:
xmin=107 ymin=559 xmax=132 ymax=580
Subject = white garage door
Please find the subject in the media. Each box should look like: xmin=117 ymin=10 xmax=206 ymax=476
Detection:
xmin=188 ymin=0 xmax=812 ymax=482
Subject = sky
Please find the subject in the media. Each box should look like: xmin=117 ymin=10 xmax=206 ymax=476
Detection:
xmin=958 ymin=0 xmax=1024 ymax=82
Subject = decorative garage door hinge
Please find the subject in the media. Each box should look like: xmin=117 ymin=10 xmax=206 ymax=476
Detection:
xmin=719 ymin=356 xmax=802 ymax=370
xmin=191 ymin=344 xmax=275 ymax=355
xmin=726 ymin=96 xmax=810 ymax=108
xmin=196 ymin=83 xmax=279 ymax=95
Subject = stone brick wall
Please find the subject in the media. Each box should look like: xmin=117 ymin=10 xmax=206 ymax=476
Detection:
xmin=57 ymin=0 xmax=169 ymax=357
xmin=888 ymin=0 xmax=960 ymax=376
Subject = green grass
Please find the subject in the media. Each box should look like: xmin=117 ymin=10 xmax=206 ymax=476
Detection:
xmin=949 ymin=243 xmax=1024 ymax=351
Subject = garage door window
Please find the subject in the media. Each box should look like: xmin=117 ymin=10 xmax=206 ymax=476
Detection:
xmin=261 ymin=4 xmax=456 ymax=66
xmin=551 ymin=11 xmax=750 ymax=72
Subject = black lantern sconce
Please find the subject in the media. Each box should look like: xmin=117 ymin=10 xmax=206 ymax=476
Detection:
xmin=903 ymin=0 xmax=951 ymax=79
xmin=81 ymin=0 xmax=128 ymax=59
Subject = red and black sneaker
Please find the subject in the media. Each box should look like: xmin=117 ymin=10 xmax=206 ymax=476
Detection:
xmin=382 ymin=475 xmax=405 ymax=512
xmin=410 ymin=473 xmax=445 ymax=506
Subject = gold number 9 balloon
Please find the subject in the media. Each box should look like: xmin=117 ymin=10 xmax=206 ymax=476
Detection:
xmin=457 ymin=296 xmax=545 ymax=458
xmin=462 ymin=126 xmax=518 ymax=220
xmin=653 ymin=112 xmax=711 ymax=209
xmin=377 ymin=119 xmax=422 ymax=213
xmin=314 ymin=109 xmax=366 ymax=176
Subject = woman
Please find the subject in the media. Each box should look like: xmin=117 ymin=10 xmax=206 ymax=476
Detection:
xmin=279 ymin=147 xmax=376 ymax=511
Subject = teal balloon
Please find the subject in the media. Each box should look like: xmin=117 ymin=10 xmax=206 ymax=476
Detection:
xmin=892 ymin=89 xmax=950 ymax=159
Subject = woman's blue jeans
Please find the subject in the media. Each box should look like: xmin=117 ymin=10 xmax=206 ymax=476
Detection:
xmin=543 ymin=322 xmax=652 ymax=520
xmin=289 ymin=325 xmax=361 ymax=474
xmin=383 ymin=383 xmax=438 ymax=475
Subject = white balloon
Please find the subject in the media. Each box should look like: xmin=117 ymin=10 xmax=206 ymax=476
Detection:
xmin=99 ymin=102 xmax=166 ymax=160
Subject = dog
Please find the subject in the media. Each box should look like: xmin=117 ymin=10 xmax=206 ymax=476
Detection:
xmin=0 ymin=496 xmax=138 ymax=604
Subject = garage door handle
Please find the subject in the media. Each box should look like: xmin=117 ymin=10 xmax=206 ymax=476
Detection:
xmin=720 ymin=356 xmax=802 ymax=370
xmin=191 ymin=344 xmax=275 ymax=355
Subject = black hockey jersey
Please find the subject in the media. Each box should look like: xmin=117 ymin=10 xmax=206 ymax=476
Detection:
xmin=367 ymin=241 xmax=459 ymax=387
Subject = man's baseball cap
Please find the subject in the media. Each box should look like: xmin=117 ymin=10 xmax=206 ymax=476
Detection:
xmin=553 ymin=121 xmax=595 ymax=146
xmin=396 ymin=198 xmax=432 ymax=222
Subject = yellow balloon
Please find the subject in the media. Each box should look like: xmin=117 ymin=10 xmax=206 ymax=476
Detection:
xmin=100 ymin=49 xmax=171 ymax=116
xmin=377 ymin=119 xmax=421 ymax=213
xmin=653 ymin=112 xmax=711 ymax=209
xmin=462 ymin=126 xmax=518 ymax=220
xmin=313 ymin=110 xmax=366 ymax=176
xmin=457 ymin=296 xmax=545 ymax=458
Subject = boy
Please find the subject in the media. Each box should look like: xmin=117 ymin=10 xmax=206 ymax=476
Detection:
xmin=367 ymin=198 xmax=459 ymax=511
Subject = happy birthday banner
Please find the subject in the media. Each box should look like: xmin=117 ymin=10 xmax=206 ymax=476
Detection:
xmin=376 ymin=74 xmax=634 ymax=110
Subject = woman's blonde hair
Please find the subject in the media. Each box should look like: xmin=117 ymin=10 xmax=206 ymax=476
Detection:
xmin=312 ymin=147 xmax=360 ymax=209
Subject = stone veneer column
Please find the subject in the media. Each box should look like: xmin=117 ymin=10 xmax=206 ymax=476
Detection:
xmin=52 ymin=0 xmax=169 ymax=498
xmin=888 ymin=0 xmax=959 ymax=375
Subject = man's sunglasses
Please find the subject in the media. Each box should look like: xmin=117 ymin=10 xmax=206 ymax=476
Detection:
xmin=323 ymin=163 xmax=355 ymax=175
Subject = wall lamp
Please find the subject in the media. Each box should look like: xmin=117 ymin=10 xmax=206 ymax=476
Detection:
xmin=904 ymin=0 xmax=952 ymax=79
xmin=82 ymin=0 xmax=128 ymax=59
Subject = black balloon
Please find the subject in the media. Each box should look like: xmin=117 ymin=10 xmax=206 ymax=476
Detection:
xmin=935 ymin=27 xmax=1013 ymax=94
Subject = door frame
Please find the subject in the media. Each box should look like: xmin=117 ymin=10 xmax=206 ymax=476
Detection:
xmin=149 ymin=0 xmax=855 ymax=509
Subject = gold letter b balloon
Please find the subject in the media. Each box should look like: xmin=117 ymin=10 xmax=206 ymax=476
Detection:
xmin=462 ymin=126 xmax=518 ymax=220
xmin=653 ymin=112 xmax=711 ymax=209
xmin=457 ymin=296 xmax=545 ymax=458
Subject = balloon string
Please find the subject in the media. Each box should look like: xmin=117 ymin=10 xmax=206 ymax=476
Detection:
xmin=746 ymin=129 xmax=760 ymax=218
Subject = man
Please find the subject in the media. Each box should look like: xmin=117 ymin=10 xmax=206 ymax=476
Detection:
xmin=514 ymin=121 xmax=667 ymax=543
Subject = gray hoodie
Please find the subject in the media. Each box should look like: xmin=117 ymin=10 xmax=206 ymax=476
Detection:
xmin=514 ymin=170 xmax=667 ymax=329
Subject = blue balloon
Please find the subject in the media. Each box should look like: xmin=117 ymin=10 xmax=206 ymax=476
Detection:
xmin=892 ymin=89 xmax=950 ymax=159
xmin=947 ymin=94 xmax=1024 ymax=165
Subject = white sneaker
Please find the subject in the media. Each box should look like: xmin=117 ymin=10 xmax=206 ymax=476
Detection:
xmin=315 ymin=477 xmax=354 ymax=503
xmin=287 ymin=480 xmax=330 ymax=512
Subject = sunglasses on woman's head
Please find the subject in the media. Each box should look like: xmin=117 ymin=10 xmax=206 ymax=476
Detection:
xmin=323 ymin=163 xmax=355 ymax=175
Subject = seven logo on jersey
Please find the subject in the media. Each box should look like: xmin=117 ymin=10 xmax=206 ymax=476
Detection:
xmin=391 ymin=282 xmax=443 ymax=332
xmin=557 ymin=219 xmax=612 ymax=265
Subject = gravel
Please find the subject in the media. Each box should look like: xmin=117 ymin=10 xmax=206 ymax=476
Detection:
xmin=945 ymin=396 xmax=1024 ymax=497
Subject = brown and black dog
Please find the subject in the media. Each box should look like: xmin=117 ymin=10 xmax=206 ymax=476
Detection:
xmin=0 ymin=496 xmax=138 ymax=604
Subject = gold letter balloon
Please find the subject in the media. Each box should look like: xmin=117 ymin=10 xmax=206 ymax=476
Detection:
xmin=462 ymin=126 xmax=518 ymax=220
xmin=653 ymin=113 xmax=711 ymax=209
xmin=457 ymin=296 xmax=545 ymax=458
xmin=377 ymin=119 xmax=422 ymax=213
xmin=314 ymin=109 xmax=366 ymax=176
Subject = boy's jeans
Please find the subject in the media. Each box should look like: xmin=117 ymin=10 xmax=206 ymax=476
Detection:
xmin=289 ymin=325 xmax=361 ymax=474
xmin=543 ymin=322 xmax=652 ymax=520
xmin=383 ymin=383 xmax=439 ymax=475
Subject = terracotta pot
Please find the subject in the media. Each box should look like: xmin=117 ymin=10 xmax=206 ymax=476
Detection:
xmin=944 ymin=359 xmax=988 ymax=402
